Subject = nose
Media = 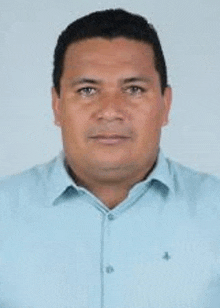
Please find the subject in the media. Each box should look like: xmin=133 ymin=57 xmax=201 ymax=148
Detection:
xmin=95 ymin=92 xmax=126 ymax=122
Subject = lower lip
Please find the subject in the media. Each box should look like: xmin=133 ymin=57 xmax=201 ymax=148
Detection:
xmin=91 ymin=137 xmax=130 ymax=145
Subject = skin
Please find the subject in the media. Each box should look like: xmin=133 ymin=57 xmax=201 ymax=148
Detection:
xmin=52 ymin=37 xmax=172 ymax=208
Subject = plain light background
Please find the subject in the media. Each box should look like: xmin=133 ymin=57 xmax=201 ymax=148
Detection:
xmin=1 ymin=0 xmax=220 ymax=177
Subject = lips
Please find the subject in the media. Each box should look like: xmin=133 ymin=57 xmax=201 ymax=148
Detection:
xmin=90 ymin=134 xmax=129 ymax=139
xmin=89 ymin=134 xmax=131 ymax=145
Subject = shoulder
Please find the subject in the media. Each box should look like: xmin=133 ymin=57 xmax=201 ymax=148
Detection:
xmin=0 ymin=156 xmax=58 ymax=204
xmin=167 ymin=157 xmax=220 ymax=188
xmin=166 ymin=157 xmax=220 ymax=210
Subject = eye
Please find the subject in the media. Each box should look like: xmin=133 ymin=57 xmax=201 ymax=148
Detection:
xmin=125 ymin=86 xmax=146 ymax=95
xmin=77 ymin=87 xmax=96 ymax=96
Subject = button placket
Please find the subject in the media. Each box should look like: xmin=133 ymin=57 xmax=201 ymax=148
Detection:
xmin=101 ymin=213 xmax=116 ymax=307
xmin=103 ymin=213 xmax=115 ymax=271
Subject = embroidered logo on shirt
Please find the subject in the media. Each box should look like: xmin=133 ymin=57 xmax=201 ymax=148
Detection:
xmin=163 ymin=252 xmax=171 ymax=260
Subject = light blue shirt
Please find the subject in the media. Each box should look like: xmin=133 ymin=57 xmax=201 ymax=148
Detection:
xmin=1 ymin=150 xmax=220 ymax=308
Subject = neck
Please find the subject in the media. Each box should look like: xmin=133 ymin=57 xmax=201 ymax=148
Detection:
xmin=65 ymin=159 xmax=157 ymax=209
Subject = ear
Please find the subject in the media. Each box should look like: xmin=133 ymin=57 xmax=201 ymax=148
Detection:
xmin=161 ymin=86 xmax=172 ymax=127
xmin=51 ymin=87 xmax=62 ymax=127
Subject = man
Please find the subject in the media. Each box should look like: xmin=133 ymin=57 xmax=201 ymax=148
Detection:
xmin=0 ymin=8 xmax=220 ymax=308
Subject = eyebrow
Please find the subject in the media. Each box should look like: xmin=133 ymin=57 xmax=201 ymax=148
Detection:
xmin=70 ymin=78 xmax=103 ymax=87
xmin=121 ymin=77 xmax=153 ymax=84
xmin=70 ymin=76 xmax=153 ymax=87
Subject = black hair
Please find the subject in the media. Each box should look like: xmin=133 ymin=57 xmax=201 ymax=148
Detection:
xmin=53 ymin=8 xmax=168 ymax=95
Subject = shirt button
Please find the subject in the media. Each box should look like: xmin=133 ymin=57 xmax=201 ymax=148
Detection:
xmin=108 ymin=213 xmax=115 ymax=221
xmin=106 ymin=265 xmax=114 ymax=273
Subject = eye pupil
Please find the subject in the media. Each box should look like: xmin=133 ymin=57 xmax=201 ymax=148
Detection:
xmin=130 ymin=86 xmax=141 ymax=94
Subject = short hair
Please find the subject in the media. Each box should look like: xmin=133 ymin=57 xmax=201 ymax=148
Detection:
xmin=53 ymin=8 xmax=168 ymax=96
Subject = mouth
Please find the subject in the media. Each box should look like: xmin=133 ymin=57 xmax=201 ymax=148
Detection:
xmin=89 ymin=135 xmax=131 ymax=145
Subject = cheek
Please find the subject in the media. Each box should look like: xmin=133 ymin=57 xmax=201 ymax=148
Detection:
xmin=61 ymin=108 xmax=88 ymax=142
xmin=133 ymin=107 xmax=164 ymax=147
xmin=137 ymin=104 xmax=164 ymax=129
xmin=61 ymin=102 xmax=84 ymax=127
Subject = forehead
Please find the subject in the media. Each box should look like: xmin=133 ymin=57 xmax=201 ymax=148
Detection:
xmin=63 ymin=38 xmax=156 ymax=75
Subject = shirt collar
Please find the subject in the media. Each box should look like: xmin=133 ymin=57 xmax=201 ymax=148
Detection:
xmin=46 ymin=151 xmax=80 ymax=205
xmin=146 ymin=149 xmax=175 ymax=193
xmin=47 ymin=149 xmax=174 ymax=206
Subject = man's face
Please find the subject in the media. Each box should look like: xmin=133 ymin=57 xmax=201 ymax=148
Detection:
xmin=52 ymin=38 xmax=172 ymax=182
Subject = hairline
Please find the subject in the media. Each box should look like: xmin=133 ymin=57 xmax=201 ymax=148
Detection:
xmin=55 ymin=36 xmax=165 ymax=96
